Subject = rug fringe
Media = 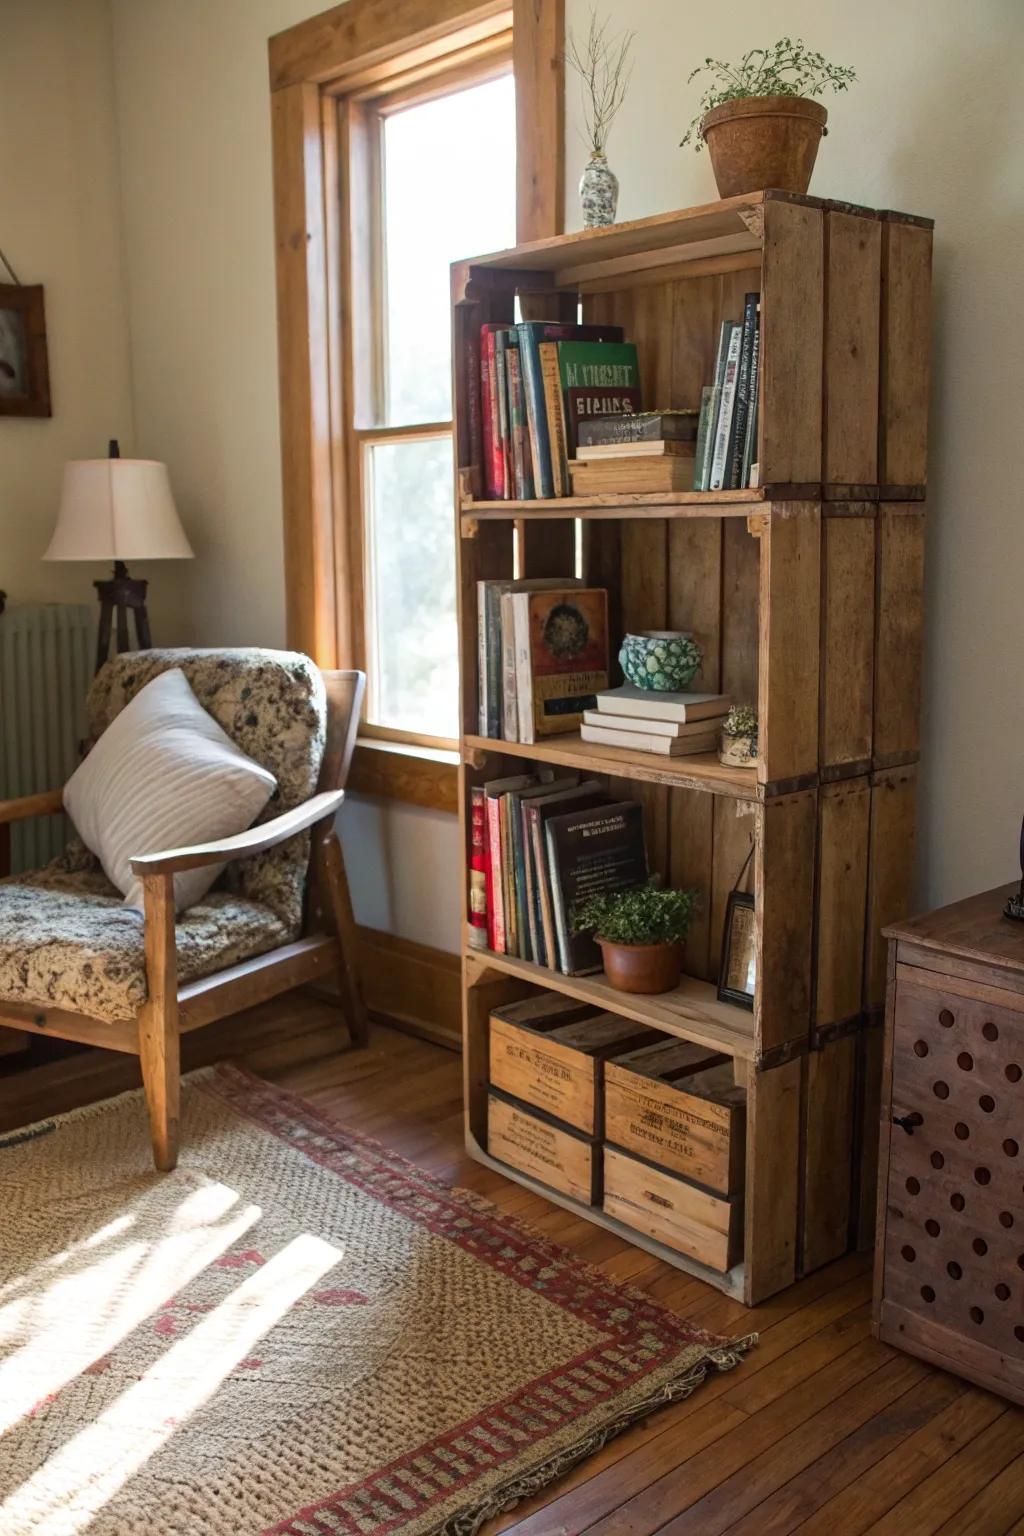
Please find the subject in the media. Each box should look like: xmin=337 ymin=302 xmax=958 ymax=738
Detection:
xmin=431 ymin=1335 xmax=757 ymax=1536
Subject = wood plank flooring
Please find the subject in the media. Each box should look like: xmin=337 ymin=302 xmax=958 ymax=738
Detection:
xmin=4 ymin=993 xmax=1024 ymax=1535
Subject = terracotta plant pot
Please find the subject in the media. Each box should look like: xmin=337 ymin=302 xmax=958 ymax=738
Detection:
xmin=700 ymin=95 xmax=828 ymax=197
xmin=598 ymin=938 xmax=682 ymax=995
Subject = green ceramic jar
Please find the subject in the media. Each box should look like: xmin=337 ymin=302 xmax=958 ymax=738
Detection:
xmin=619 ymin=631 xmax=703 ymax=691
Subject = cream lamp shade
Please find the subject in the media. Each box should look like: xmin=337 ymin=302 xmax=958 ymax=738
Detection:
xmin=44 ymin=458 xmax=193 ymax=562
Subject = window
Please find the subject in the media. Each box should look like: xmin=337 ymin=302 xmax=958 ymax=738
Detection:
xmin=348 ymin=70 xmax=517 ymax=746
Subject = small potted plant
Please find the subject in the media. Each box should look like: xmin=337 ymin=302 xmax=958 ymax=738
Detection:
xmin=572 ymin=881 xmax=697 ymax=994
xmin=720 ymin=703 xmax=758 ymax=767
xmin=681 ymin=39 xmax=856 ymax=198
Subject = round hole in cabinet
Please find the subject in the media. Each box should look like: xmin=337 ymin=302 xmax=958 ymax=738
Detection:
xmin=980 ymin=1095 xmax=996 ymax=1113
xmin=996 ymin=1283 xmax=1011 ymax=1301
xmin=926 ymin=1218 xmax=941 ymax=1237
xmin=947 ymin=1260 xmax=963 ymax=1280
xmin=906 ymin=1176 xmax=921 ymax=1195
xmin=983 ymin=1022 xmax=999 ymax=1042
xmin=958 ymin=1052 xmax=974 ymax=1072
xmin=901 ymin=1245 xmax=916 ymax=1263
xmin=955 ymin=1122 xmax=970 ymax=1140
xmin=939 ymin=1009 xmax=955 ymax=1028
xmin=934 ymin=1081 xmax=950 ymax=1100
xmin=951 ymin=1192 xmax=966 ymax=1212
xmin=914 ymin=1039 xmax=929 ymax=1057
xmin=1007 ymin=1063 xmax=1022 ymax=1083
xmin=931 ymin=1150 xmax=945 ymax=1170
xmin=970 ymin=1306 xmax=985 ymax=1325
xmin=1005 ymin=1139 xmax=1020 ymax=1159
xmin=921 ymin=1285 xmax=936 ymax=1303
xmin=973 ymin=1237 xmax=989 ymax=1256
xmin=975 ymin=1167 xmax=992 ymax=1186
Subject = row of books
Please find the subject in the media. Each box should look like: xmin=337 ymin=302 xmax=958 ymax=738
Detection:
xmin=478 ymin=322 xmax=640 ymax=499
xmin=468 ymin=774 xmax=648 ymax=975
xmin=693 ymin=292 xmax=761 ymax=492
xmin=580 ymin=684 xmax=731 ymax=757
xmin=477 ymin=579 xmax=609 ymax=743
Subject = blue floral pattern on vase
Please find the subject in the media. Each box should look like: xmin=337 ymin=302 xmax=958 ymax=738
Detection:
xmin=619 ymin=631 xmax=703 ymax=691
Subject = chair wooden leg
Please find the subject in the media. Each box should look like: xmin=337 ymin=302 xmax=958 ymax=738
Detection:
xmin=321 ymin=830 xmax=369 ymax=1047
xmin=139 ymin=872 xmax=181 ymax=1170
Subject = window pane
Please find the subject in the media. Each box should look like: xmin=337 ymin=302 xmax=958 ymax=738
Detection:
xmin=382 ymin=74 xmax=516 ymax=425
xmin=365 ymin=436 xmax=458 ymax=736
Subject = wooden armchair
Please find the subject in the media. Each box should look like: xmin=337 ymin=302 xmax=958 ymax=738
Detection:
xmin=0 ymin=651 xmax=366 ymax=1171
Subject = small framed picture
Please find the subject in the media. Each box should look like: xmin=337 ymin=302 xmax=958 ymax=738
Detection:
xmin=718 ymin=890 xmax=756 ymax=1009
xmin=0 ymin=284 xmax=51 ymax=417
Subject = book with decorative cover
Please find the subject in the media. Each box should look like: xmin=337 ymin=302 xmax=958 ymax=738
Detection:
xmin=509 ymin=587 xmax=609 ymax=744
xmin=544 ymin=801 xmax=648 ymax=974
xmin=557 ymin=340 xmax=641 ymax=456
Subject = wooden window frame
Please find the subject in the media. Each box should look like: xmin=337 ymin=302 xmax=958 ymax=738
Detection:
xmin=269 ymin=0 xmax=564 ymax=812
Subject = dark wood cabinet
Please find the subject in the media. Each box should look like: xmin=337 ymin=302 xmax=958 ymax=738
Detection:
xmin=874 ymin=883 xmax=1024 ymax=1403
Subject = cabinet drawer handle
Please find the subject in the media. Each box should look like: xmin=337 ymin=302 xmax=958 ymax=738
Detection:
xmin=893 ymin=1112 xmax=923 ymax=1135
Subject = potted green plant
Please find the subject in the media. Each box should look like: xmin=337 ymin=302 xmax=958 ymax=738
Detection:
xmin=572 ymin=881 xmax=697 ymax=994
xmin=681 ymin=39 xmax=856 ymax=198
xmin=720 ymin=703 xmax=758 ymax=767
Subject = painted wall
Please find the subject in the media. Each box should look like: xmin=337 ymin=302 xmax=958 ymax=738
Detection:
xmin=103 ymin=0 xmax=1023 ymax=953
xmin=563 ymin=0 xmax=1024 ymax=908
xmin=0 ymin=0 xmax=135 ymax=612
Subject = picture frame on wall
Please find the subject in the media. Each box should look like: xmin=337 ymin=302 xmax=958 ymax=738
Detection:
xmin=0 ymin=284 xmax=51 ymax=417
xmin=718 ymin=889 xmax=756 ymax=1010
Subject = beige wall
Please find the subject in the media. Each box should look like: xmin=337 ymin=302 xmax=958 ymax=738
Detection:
xmin=87 ymin=0 xmax=1024 ymax=948
xmin=563 ymin=0 xmax=1024 ymax=908
xmin=0 ymin=0 xmax=135 ymax=611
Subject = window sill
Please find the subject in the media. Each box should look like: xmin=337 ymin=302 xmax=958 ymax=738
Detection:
xmin=348 ymin=737 xmax=459 ymax=815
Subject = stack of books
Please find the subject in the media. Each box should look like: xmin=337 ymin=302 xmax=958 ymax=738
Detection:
xmin=477 ymin=322 xmax=641 ymax=499
xmin=569 ymin=411 xmax=699 ymax=495
xmin=693 ymin=291 xmax=761 ymax=492
xmin=477 ymin=580 xmax=609 ymax=743
xmin=581 ymin=685 xmax=730 ymax=757
xmin=469 ymin=775 xmax=648 ymax=974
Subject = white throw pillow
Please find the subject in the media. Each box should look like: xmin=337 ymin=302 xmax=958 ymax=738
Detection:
xmin=64 ymin=667 xmax=277 ymax=913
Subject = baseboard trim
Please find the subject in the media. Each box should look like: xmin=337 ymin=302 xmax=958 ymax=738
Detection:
xmin=357 ymin=925 xmax=461 ymax=1051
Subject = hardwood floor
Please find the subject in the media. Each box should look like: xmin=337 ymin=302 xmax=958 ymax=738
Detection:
xmin=5 ymin=993 xmax=1024 ymax=1534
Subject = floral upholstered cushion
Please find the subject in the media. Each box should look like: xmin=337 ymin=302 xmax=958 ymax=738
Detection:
xmin=84 ymin=648 xmax=326 ymax=932
xmin=0 ymin=860 xmax=290 ymax=1023
xmin=0 ymin=648 xmax=326 ymax=1025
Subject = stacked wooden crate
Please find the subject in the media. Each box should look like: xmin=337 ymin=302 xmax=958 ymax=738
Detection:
xmin=487 ymin=992 xmax=747 ymax=1274
xmin=453 ymin=191 xmax=933 ymax=1305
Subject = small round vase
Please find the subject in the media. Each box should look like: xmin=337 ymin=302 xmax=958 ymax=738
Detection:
xmin=619 ymin=631 xmax=703 ymax=691
xmin=580 ymin=153 xmax=618 ymax=228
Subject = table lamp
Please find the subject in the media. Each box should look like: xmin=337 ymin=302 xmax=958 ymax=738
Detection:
xmin=44 ymin=440 xmax=193 ymax=673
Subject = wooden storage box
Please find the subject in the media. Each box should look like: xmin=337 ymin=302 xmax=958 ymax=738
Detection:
xmin=603 ymin=1145 xmax=742 ymax=1273
xmin=604 ymin=1039 xmax=745 ymax=1195
xmin=874 ymin=886 xmax=1024 ymax=1405
xmin=489 ymin=992 xmax=660 ymax=1134
xmin=488 ymin=1089 xmax=600 ymax=1205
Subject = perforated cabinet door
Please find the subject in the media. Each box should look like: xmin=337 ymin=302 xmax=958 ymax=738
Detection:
xmin=881 ymin=977 xmax=1024 ymax=1400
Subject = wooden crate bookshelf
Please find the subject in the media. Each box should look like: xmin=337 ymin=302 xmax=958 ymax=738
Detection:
xmin=453 ymin=189 xmax=932 ymax=1305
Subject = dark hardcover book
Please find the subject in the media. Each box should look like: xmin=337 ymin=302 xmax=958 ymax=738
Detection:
xmin=505 ymin=337 xmax=534 ymax=499
xmin=516 ymin=323 xmax=625 ymax=498
xmin=525 ymin=781 xmax=608 ymax=967
xmin=741 ymin=298 xmax=761 ymax=488
xmin=576 ymin=411 xmax=699 ymax=448
xmin=545 ymin=800 xmax=648 ymax=975
xmin=558 ymin=340 xmax=641 ymax=456
xmin=462 ymin=326 xmax=484 ymax=499
xmin=728 ymin=292 xmax=760 ymax=490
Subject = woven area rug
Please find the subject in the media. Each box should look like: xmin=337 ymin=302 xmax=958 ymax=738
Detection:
xmin=0 ymin=1063 xmax=752 ymax=1536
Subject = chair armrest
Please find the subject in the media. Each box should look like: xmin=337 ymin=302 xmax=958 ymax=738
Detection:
xmin=0 ymin=788 xmax=64 ymax=824
xmin=129 ymin=789 xmax=345 ymax=877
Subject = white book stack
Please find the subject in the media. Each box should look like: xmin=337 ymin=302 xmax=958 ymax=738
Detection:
xmin=580 ymin=685 xmax=730 ymax=757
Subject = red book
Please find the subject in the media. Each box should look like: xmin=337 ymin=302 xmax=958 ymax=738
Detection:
xmin=469 ymin=786 xmax=488 ymax=950
xmin=480 ymin=323 xmax=506 ymax=499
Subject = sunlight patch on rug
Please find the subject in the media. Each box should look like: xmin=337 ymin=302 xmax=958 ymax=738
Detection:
xmin=0 ymin=1064 xmax=752 ymax=1536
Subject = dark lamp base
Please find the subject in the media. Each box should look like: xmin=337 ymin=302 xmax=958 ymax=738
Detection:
xmin=94 ymin=562 xmax=152 ymax=675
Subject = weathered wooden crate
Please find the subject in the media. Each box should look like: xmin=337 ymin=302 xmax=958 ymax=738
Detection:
xmin=489 ymin=992 xmax=659 ymax=1135
xmin=603 ymin=1144 xmax=742 ymax=1273
xmin=604 ymin=1039 xmax=743 ymax=1195
xmin=488 ymin=1089 xmax=600 ymax=1206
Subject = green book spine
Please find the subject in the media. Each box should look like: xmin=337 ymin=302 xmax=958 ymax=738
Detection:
xmin=692 ymin=385 xmax=715 ymax=492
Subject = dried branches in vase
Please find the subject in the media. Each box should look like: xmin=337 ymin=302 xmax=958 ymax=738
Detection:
xmin=566 ymin=10 xmax=634 ymax=228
